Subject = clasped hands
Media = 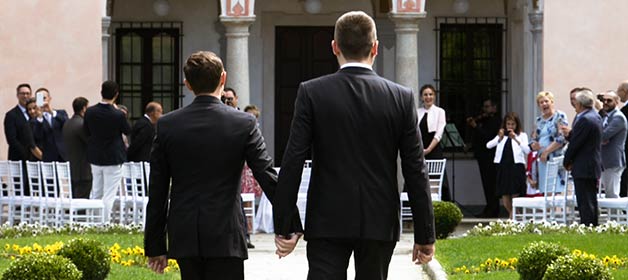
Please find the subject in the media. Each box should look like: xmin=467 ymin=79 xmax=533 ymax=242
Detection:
xmin=275 ymin=233 xmax=303 ymax=258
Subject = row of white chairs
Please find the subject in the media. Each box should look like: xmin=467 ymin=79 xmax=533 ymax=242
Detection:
xmin=512 ymin=156 xmax=628 ymax=225
xmin=0 ymin=160 xmax=105 ymax=226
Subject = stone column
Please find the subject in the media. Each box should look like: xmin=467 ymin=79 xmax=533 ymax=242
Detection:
xmin=389 ymin=12 xmax=426 ymax=105
xmin=220 ymin=16 xmax=255 ymax=108
xmin=529 ymin=5 xmax=543 ymax=99
xmin=102 ymin=16 xmax=111 ymax=81
xmin=528 ymin=0 xmax=543 ymax=113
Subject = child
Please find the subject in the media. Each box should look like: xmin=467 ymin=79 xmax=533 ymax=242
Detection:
xmin=486 ymin=112 xmax=530 ymax=219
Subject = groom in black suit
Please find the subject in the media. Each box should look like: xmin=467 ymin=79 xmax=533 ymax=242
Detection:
xmin=273 ymin=11 xmax=435 ymax=280
xmin=144 ymin=51 xmax=301 ymax=280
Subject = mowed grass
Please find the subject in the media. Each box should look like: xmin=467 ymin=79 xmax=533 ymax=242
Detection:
xmin=436 ymin=233 xmax=628 ymax=280
xmin=0 ymin=233 xmax=180 ymax=280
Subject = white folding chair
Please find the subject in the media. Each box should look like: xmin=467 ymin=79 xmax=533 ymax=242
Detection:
xmin=7 ymin=161 xmax=29 ymax=224
xmin=512 ymin=156 xmax=564 ymax=223
xmin=143 ymin=161 xmax=150 ymax=187
xmin=25 ymin=161 xmax=46 ymax=224
xmin=116 ymin=162 xmax=148 ymax=225
xmin=55 ymin=162 xmax=106 ymax=226
xmin=0 ymin=161 xmax=13 ymax=225
xmin=597 ymin=176 xmax=628 ymax=225
xmin=400 ymin=159 xmax=446 ymax=232
xmin=40 ymin=162 xmax=63 ymax=226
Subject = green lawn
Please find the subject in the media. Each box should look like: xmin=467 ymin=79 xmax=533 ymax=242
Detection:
xmin=0 ymin=233 xmax=180 ymax=280
xmin=436 ymin=233 xmax=628 ymax=279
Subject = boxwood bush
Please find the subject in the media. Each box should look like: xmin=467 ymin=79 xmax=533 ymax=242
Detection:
xmin=433 ymin=201 xmax=463 ymax=239
xmin=57 ymin=238 xmax=110 ymax=280
xmin=517 ymin=241 xmax=569 ymax=280
xmin=1 ymin=253 xmax=82 ymax=280
xmin=543 ymin=253 xmax=612 ymax=280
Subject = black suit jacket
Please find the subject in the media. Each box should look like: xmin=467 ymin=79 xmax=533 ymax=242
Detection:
xmin=564 ymin=109 xmax=603 ymax=179
xmin=273 ymin=67 xmax=435 ymax=245
xmin=62 ymin=115 xmax=92 ymax=181
xmin=4 ymin=106 xmax=31 ymax=160
xmin=144 ymin=95 xmax=301 ymax=259
xmin=127 ymin=116 xmax=154 ymax=162
xmin=31 ymin=110 xmax=68 ymax=162
xmin=84 ymin=103 xmax=130 ymax=165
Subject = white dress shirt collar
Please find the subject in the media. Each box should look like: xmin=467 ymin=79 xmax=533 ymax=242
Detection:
xmin=340 ymin=62 xmax=373 ymax=70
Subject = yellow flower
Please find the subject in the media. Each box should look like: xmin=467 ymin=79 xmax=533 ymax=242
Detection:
xmin=573 ymin=249 xmax=582 ymax=256
xmin=464 ymin=269 xmax=470 ymax=274
xmin=4 ymin=244 xmax=10 ymax=251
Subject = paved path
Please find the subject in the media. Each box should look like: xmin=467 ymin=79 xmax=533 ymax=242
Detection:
xmin=244 ymin=234 xmax=428 ymax=279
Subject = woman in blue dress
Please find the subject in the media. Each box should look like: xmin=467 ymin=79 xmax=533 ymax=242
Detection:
xmin=529 ymin=91 xmax=568 ymax=193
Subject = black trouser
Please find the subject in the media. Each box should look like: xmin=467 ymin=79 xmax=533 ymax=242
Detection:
xmin=574 ymin=178 xmax=599 ymax=226
xmin=477 ymin=156 xmax=499 ymax=216
xmin=71 ymin=179 xmax=92 ymax=199
xmin=177 ymin=257 xmax=244 ymax=280
xmin=306 ymin=238 xmax=396 ymax=280
xmin=620 ymin=167 xmax=628 ymax=197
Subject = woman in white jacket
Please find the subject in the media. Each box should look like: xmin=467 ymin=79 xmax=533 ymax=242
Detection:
xmin=486 ymin=112 xmax=530 ymax=219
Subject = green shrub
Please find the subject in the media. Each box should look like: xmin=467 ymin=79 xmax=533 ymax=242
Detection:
xmin=517 ymin=241 xmax=569 ymax=280
xmin=433 ymin=201 xmax=463 ymax=239
xmin=1 ymin=253 xmax=81 ymax=280
xmin=57 ymin=238 xmax=110 ymax=280
xmin=543 ymin=253 xmax=612 ymax=280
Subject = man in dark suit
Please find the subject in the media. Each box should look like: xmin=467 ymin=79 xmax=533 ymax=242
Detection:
xmin=127 ymin=102 xmax=162 ymax=162
xmin=84 ymin=81 xmax=131 ymax=223
xmin=144 ymin=51 xmax=301 ymax=280
xmin=272 ymin=11 xmax=435 ymax=279
xmin=617 ymin=80 xmax=628 ymax=197
xmin=62 ymin=97 xmax=92 ymax=198
xmin=4 ymin=83 xmax=33 ymax=194
xmin=4 ymin=84 xmax=33 ymax=161
xmin=30 ymin=88 xmax=68 ymax=162
xmin=562 ymin=89 xmax=603 ymax=226
xmin=467 ymin=98 xmax=501 ymax=217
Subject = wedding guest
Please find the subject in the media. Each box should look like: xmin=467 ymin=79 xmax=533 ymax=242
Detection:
xmin=486 ymin=112 xmax=530 ymax=219
xmin=599 ymin=91 xmax=627 ymax=198
xmin=417 ymin=84 xmax=450 ymax=201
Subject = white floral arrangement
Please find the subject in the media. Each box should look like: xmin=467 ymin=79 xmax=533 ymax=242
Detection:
xmin=0 ymin=222 xmax=143 ymax=239
xmin=465 ymin=220 xmax=628 ymax=237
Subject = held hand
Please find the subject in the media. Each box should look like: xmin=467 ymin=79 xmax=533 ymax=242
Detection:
xmin=413 ymin=243 xmax=435 ymax=265
xmin=540 ymin=151 xmax=549 ymax=163
xmin=424 ymin=148 xmax=431 ymax=156
xmin=275 ymin=233 xmax=302 ymax=258
xmin=147 ymin=255 xmax=168 ymax=274
xmin=530 ymin=142 xmax=541 ymax=151
xmin=498 ymin=129 xmax=504 ymax=141
xmin=559 ymin=124 xmax=571 ymax=137
xmin=564 ymin=163 xmax=572 ymax=171
xmin=508 ymin=130 xmax=516 ymax=139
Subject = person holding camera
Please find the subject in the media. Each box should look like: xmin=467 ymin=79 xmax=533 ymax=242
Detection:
xmin=486 ymin=112 xmax=530 ymax=219
xmin=31 ymin=88 xmax=68 ymax=162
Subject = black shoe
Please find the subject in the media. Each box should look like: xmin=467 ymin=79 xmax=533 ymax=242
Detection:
xmin=247 ymin=241 xmax=255 ymax=249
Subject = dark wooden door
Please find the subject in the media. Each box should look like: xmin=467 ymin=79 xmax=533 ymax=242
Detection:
xmin=274 ymin=26 xmax=338 ymax=165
